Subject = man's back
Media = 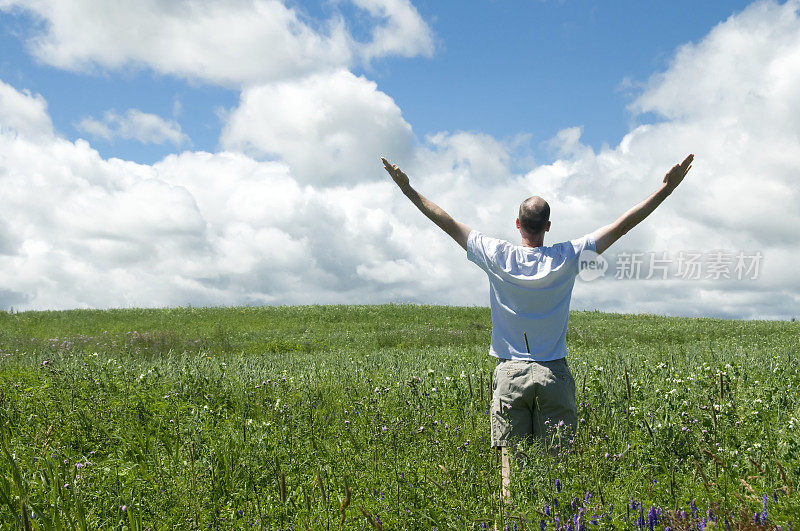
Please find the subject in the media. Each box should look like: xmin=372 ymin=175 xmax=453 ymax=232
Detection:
xmin=466 ymin=230 xmax=596 ymax=361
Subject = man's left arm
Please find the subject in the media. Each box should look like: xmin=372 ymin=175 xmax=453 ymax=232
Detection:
xmin=382 ymin=157 xmax=472 ymax=251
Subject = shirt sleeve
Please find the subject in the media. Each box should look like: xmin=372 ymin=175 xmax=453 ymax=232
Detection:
xmin=467 ymin=230 xmax=505 ymax=273
xmin=570 ymin=233 xmax=597 ymax=256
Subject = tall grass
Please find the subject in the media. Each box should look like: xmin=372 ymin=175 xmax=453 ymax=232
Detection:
xmin=0 ymin=305 xmax=798 ymax=528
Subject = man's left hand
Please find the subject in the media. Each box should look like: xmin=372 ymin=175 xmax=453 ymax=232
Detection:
xmin=381 ymin=157 xmax=409 ymax=189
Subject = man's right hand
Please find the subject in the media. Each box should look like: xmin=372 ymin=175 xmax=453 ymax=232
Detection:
xmin=593 ymin=153 xmax=695 ymax=254
xmin=663 ymin=154 xmax=694 ymax=192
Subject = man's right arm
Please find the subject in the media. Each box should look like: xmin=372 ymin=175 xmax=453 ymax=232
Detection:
xmin=593 ymin=154 xmax=693 ymax=255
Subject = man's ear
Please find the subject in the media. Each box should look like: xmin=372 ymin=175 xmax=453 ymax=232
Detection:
xmin=545 ymin=221 xmax=551 ymax=232
xmin=515 ymin=218 xmax=521 ymax=229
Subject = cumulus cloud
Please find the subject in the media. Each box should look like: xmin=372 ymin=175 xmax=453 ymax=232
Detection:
xmin=76 ymin=109 xmax=189 ymax=146
xmin=0 ymin=79 xmax=53 ymax=139
xmin=353 ymin=0 xmax=435 ymax=62
xmin=0 ymin=0 xmax=433 ymax=86
xmin=220 ymin=69 xmax=413 ymax=185
xmin=1 ymin=1 xmax=800 ymax=319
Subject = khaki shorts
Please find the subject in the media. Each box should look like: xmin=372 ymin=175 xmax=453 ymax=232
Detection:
xmin=490 ymin=357 xmax=577 ymax=447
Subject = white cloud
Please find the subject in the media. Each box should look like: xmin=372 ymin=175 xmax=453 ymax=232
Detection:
xmin=0 ymin=79 xmax=53 ymax=139
xmin=2 ymin=0 xmax=800 ymax=319
xmin=352 ymin=0 xmax=435 ymax=62
xmin=220 ymin=69 xmax=414 ymax=185
xmin=77 ymin=109 xmax=189 ymax=146
xmin=0 ymin=0 xmax=433 ymax=86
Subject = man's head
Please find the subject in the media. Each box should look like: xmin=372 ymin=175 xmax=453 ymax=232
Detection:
xmin=516 ymin=196 xmax=551 ymax=240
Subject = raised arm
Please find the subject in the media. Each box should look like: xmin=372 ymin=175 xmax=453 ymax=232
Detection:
xmin=381 ymin=157 xmax=472 ymax=251
xmin=593 ymin=154 xmax=693 ymax=255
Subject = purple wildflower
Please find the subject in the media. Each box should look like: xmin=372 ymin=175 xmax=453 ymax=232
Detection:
xmin=647 ymin=506 xmax=658 ymax=531
xmin=690 ymin=500 xmax=699 ymax=517
xmin=540 ymin=520 xmax=547 ymax=530
xmin=544 ymin=502 xmax=550 ymax=516
xmin=762 ymin=493 xmax=769 ymax=523
xmin=555 ymin=478 xmax=562 ymax=492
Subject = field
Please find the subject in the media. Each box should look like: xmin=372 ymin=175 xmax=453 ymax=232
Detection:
xmin=1 ymin=305 xmax=799 ymax=529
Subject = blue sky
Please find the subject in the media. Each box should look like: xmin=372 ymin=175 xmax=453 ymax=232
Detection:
xmin=0 ymin=0 xmax=798 ymax=318
xmin=1 ymin=1 xmax=752 ymax=165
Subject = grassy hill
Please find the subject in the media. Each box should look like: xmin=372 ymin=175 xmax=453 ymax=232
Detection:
xmin=1 ymin=305 xmax=798 ymax=528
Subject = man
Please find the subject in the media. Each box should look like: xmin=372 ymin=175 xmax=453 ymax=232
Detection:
xmin=381 ymin=154 xmax=693 ymax=497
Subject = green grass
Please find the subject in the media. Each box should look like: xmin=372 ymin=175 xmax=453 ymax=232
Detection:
xmin=0 ymin=305 xmax=798 ymax=529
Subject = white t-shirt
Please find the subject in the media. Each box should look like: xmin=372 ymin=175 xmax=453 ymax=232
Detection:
xmin=466 ymin=229 xmax=596 ymax=361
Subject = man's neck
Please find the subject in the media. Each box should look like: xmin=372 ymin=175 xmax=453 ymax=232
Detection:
xmin=521 ymin=235 xmax=545 ymax=248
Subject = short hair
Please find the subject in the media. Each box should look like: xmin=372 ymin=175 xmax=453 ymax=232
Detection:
xmin=518 ymin=196 xmax=550 ymax=234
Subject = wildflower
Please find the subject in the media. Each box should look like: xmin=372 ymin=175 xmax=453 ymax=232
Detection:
xmin=762 ymin=493 xmax=768 ymax=523
xmin=544 ymin=502 xmax=550 ymax=516
xmin=121 ymin=505 xmax=127 ymax=513
xmin=647 ymin=506 xmax=658 ymax=530
xmin=540 ymin=520 xmax=547 ymax=530
xmin=555 ymin=478 xmax=561 ymax=492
